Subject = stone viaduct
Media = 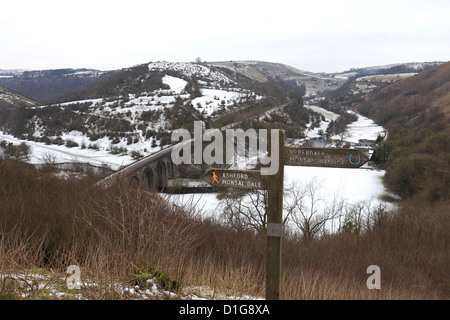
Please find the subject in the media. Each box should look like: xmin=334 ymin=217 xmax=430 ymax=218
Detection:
xmin=97 ymin=145 xmax=180 ymax=191
xmin=96 ymin=139 xmax=212 ymax=193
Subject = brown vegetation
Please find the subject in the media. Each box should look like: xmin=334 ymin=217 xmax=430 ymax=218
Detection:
xmin=0 ymin=158 xmax=448 ymax=299
xmin=358 ymin=61 xmax=450 ymax=131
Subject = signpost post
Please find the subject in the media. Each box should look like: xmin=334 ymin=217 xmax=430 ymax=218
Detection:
xmin=265 ymin=130 xmax=285 ymax=300
xmin=201 ymin=131 xmax=370 ymax=300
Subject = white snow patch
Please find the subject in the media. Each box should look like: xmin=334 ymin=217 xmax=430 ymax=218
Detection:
xmin=192 ymin=89 xmax=245 ymax=115
xmin=341 ymin=111 xmax=386 ymax=143
xmin=162 ymin=75 xmax=187 ymax=94
xmin=148 ymin=61 xmax=234 ymax=84
xmin=0 ymin=130 xmax=135 ymax=171
xmin=303 ymin=104 xmax=339 ymax=139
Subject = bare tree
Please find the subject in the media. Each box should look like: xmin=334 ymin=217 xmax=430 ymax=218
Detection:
xmin=339 ymin=199 xmax=389 ymax=235
xmin=218 ymin=186 xmax=294 ymax=236
xmin=287 ymin=178 xmax=343 ymax=243
xmin=217 ymin=178 xmax=347 ymax=241
xmin=219 ymin=189 xmax=267 ymax=235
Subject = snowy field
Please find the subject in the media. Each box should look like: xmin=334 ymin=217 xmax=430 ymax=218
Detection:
xmin=304 ymin=104 xmax=386 ymax=143
xmin=303 ymin=104 xmax=340 ymax=139
xmin=343 ymin=110 xmax=386 ymax=143
xmin=192 ymin=88 xmax=261 ymax=116
xmin=0 ymin=130 xmax=136 ymax=170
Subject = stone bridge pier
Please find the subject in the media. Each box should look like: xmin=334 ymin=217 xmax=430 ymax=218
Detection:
xmin=129 ymin=149 xmax=177 ymax=191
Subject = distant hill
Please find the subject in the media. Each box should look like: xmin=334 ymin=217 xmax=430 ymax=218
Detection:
xmin=209 ymin=60 xmax=345 ymax=96
xmin=323 ymin=61 xmax=445 ymax=80
xmin=0 ymin=85 xmax=36 ymax=109
xmin=0 ymin=69 xmax=28 ymax=76
xmin=357 ymin=62 xmax=450 ymax=201
xmin=312 ymin=61 xmax=447 ymax=115
xmin=358 ymin=61 xmax=450 ymax=131
xmin=0 ymin=68 xmax=118 ymax=103
xmin=58 ymin=62 xmax=242 ymax=103
xmin=0 ymin=85 xmax=37 ymax=127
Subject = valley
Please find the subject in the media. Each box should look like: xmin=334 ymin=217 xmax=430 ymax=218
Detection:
xmin=0 ymin=59 xmax=448 ymax=301
xmin=0 ymin=60 xmax=440 ymax=210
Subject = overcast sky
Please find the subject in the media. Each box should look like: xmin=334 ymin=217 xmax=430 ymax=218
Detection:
xmin=1 ymin=0 xmax=450 ymax=73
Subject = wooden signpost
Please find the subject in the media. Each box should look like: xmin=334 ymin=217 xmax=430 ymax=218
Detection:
xmin=201 ymin=131 xmax=370 ymax=300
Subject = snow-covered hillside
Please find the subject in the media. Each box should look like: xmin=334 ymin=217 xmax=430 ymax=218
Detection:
xmin=343 ymin=111 xmax=386 ymax=143
xmin=0 ymin=62 xmax=265 ymax=167
xmin=327 ymin=61 xmax=444 ymax=80
xmin=210 ymin=60 xmax=345 ymax=96
xmin=149 ymin=61 xmax=234 ymax=85
xmin=151 ymin=62 xmax=263 ymax=116
xmin=0 ymin=85 xmax=36 ymax=107
xmin=0 ymin=130 xmax=134 ymax=171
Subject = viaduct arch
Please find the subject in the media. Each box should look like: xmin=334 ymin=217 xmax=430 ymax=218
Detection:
xmin=98 ymin=145 xmax=179 ymax=192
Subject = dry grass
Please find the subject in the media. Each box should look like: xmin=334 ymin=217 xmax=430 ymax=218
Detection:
xmin=0 ymin=158 xmax=448 ymax=300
